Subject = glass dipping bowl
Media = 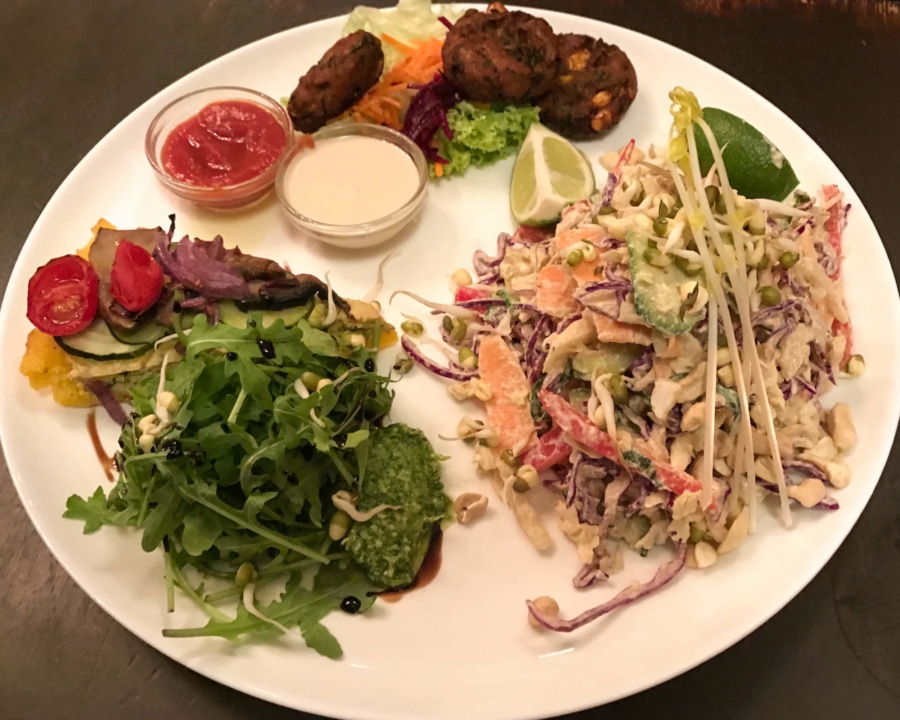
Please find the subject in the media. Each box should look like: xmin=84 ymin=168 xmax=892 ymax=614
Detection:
xmin=275 ymin=123 xmax=428 ymax=249
xmin=145 ymin=86 xmax=292 ymax=210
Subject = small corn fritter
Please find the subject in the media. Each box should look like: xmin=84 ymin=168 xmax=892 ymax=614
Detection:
xmin=537 ymin=33 xmax=638 ymax=140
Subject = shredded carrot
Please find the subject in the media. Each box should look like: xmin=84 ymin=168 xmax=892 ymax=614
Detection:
xmin=380 ymin=33 xmax=415 ymax=56
xmin=434 ymin=162 xmax=444 ymax=178
xmin=346 ymin=35 xmax=445 ymax=130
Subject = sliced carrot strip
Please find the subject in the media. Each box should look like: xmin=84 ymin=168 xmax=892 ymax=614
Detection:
xmin=592 ymin=312 xmax=653 ymax=346
xmin=534 ymin=264 xmax=578 ymax=318
xmin=478 ymin=335 xmax=536 ymax=452
xmin=346 ymin=35 xmax=445 ymax=130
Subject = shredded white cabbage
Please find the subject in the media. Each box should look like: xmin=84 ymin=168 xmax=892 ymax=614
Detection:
xmin=343 ymin=0 xmax=463 ymax=68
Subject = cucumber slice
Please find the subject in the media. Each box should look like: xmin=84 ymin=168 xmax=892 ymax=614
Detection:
xmin=626 ymin=230 xmax=705 ymax=336
xmin=572 ymin=343 xmax=643 ymax=379
xmin=108 ymin=318 xmax=168 ymax=345
xmin=716 ymin=383 xmax=741 ymax=420
xmin=56 ymin=318 xmax=152 ymax=360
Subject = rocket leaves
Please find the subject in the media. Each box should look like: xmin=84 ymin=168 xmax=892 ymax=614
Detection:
xmin=64 ymin=311 xmax=398 ymax=658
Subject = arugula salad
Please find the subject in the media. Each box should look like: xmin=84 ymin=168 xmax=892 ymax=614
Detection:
xmin=59 ymin=260 xmax=449 ymax=658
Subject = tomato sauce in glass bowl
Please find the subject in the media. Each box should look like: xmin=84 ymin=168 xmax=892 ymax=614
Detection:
xmin=146 ymin=87 xmax=292 ymax=210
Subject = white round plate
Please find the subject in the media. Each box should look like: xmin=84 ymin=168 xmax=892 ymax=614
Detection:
xmin=2 ymin=7 xmax=898 ymax=720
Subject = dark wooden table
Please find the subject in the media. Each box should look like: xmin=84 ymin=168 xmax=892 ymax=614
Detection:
xmin=2 ymin=1 xmax=899 ymax=718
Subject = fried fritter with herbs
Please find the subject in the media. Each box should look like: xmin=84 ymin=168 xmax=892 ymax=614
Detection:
xmin=441 ymin=4 xmax=559 ymax=105
xmin=287 ymin=30 xmax=384 ymax=133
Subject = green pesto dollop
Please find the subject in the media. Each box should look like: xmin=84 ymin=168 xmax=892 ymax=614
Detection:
xmin=344 ymin=424 xmax=449 ymax=588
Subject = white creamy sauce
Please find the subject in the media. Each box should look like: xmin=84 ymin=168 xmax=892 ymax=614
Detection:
xmin=282 ymin=135 xmax=419 ymax=225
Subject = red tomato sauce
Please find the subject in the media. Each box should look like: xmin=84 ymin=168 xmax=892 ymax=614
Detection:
xmin=161 ymin=100 xmax=286 ymax=187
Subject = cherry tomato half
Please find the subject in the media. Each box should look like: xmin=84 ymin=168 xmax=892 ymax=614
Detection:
xmin=110 ymin=239 xmax=164 ymax=313
xmin=26 ymin=255 xmax=100 ymax=336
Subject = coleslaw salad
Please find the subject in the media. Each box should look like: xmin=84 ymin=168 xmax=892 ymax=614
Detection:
xmin=397 ymin=87 xmax=862 ymax=631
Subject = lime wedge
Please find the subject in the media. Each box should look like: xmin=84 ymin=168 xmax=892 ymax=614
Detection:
xmin=694 ymin=108 xmax=799 ymax=201
xmin=510 ymin=122 xmax=596 ymax=227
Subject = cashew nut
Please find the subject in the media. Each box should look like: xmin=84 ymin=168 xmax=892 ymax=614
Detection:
xmin=454 ymin=493 xmax=488 ymax=525
xmin=802 ymin=457 xmax=851 ymax=489
xmin=651 ymin=378 xmax=680 ymax=420
xmin=787 ymin=477 xmax=827 ymax=508
xmin=717 ymin=507 xmax=750 ymax=555
xmin=803 ymin=435 xmax=839 ymax=462
xmin=827 ymin=402 xmax=857 ymax=452
xmin=716 ymin=363 xmax=736 ymax=388
xmin=669 ymin=435 xmax=694 ymax=472
xmin=680 ymin=401 xmax=707 ymax=433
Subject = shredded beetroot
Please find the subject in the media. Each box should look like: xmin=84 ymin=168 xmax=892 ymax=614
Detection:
xmin=473 ymin=232 xmax=512 ymax=276
xmin=400 ymin=72 xmax=461 ymax=163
